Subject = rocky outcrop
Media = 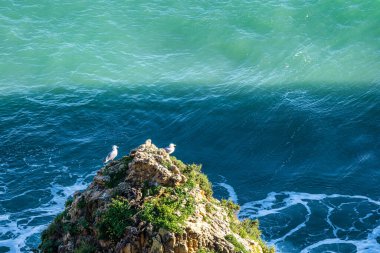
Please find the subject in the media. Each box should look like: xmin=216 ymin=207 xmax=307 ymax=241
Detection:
xmin=39 ymin=140 xmax=274 ymax=253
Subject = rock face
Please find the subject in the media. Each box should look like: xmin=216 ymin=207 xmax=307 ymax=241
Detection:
xmin=39 ymin=140 xmax=274 ymax=253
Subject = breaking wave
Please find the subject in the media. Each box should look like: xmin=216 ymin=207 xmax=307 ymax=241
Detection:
xmin=239 ymin=191 xmax=380 ymax=253
xmin=0 ymin=181 xmax=87 ymax=253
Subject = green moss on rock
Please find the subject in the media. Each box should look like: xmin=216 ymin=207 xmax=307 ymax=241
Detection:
xmin=74 ymin=242 xmax=96 ymax=253
xmin=39 ymin=210 xmax=71 ymax=252
xmin=197 ymin=249 xmax=216 ymax=253
xmin=141 ymin=185 xmax=195 ymax=233
xmin=225 ymin=234 xmax=249 ymax=253
xmin=103 ymin=156 xmax=132 ymax=188
xmin=96 ymin=196 xmax=135 ymax=241
xmin=171 ymin=157 xmax=213 ymax=198
xmin=39 ymin=141 xmax=274 ymax=253
xmin=230 ymin=218 xmax=275 ymax=253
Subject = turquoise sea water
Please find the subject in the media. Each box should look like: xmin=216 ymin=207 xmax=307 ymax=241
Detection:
xmin=1 ymin=1 xmax=380 ymax=252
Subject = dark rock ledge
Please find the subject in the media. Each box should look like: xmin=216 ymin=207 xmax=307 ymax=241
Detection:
xmin=38 ymin=140 xmax=275 ymax=253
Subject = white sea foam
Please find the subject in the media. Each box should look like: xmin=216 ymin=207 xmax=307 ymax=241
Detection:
xmin=2 ymin=177 xmax=379 ymax=252
xmin=0 ymin=180 xmax=87 ymax=253
xmin=240 ymin=191 xmax=380 ymax=252
xmin=0 ymin=215 xmax=10 ymax=221
xmin=217 ymin=182 xmax=238 ymax=203
xmin=214 ymin=179 xmax=380 ymax=252
xmin=300 ymin=236 xmax=380 ymax=253
xmin=0 ymin=185 xmax=6 ymax=195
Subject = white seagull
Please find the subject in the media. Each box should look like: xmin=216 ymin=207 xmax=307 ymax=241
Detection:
xmin=164 ymin=143 xmax=176 ymax=155
xmin=103 ymin=145 xmax=119 ymax=163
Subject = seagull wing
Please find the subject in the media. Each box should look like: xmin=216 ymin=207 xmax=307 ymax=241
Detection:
xmin=164 ymin=146 xmax=174 ymax=154
xmin=109 ymin=149 xmax=118 ymax=160
xmin=103 ymin=150 xmax=114 ymax=163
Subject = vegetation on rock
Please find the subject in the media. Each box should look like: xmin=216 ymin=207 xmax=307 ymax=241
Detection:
xmin=103 ymin=156 xmax=132 ymax=188
xmin=39 ymin=210 xmax=73 ymax=252
xmin=225 ymin=234 xmax=250 ymax=253
xmin=96 ymin=196 xmax=135 ymax=241
xmin=170 ymin=156 xmax=213 ymax=198
xmin=198 ymin=249 xmax=216 ymax=253
xmin=221 ymin=199 xmax=240 ymax=218
xmin=141 ymin=184 xmax=195 ymax=233
xmin=39 ymin=140 xmax=274 ymax=253
xmin=73 ymin=243 xmax=96 ymax=253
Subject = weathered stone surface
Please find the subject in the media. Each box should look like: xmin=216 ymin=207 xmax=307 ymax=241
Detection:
xmin=93 ymin=175 xmax=110 ymax=186
xmin=127 ymin=143 xmax=184 ymax=187
xmin=150 ymin=235 xmax=164 ymax=253
xmin=121 ymin=243 xmax=131 ymax=253
xmin=39 ymin=140 xmax=270 ymax=253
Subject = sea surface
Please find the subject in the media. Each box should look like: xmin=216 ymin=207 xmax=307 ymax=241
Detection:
xmin=1 ymin=1 xmax=380 ymax=252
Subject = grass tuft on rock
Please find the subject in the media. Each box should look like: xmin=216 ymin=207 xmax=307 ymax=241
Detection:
xmin=74 ymin=242 xmax=96 ymax=253
xmin=77 ymin=197 xmax=86 ymax=209
xmin=170 ymin=157 xmax=213 ymax=198
xmin=39 ymin=145 xmax=274 ymax=253
xmin=96 ymin=196 xmax=134 ymax=241
xmin=103 ymin=156 xmax=132 ymax=188
xmin=65 ymin=199 xmax=73 ymax=208
xmin=142 ymin=180 xmax=162 ymax=197
xmin=197 ymin=249 xmax=216 ymax=253
xmin=139 ymin=157 xmax=216 ymax=233
xmin=169 ymin=156 xmax=187 ymax=170
xmin=39 ymin=210 xmax=72 ymax=253
xmin=225 ymin=234 xmax=249 ymax=253
xmin=220 ymin=199 xmax=240 ymax=218
xmin=39 ymin=239 xmax=58 ymax=253
xmin=141 ymin=186 xmax=195 ymax=233
xmin=230 ymin=219 xmax=275 ymax=253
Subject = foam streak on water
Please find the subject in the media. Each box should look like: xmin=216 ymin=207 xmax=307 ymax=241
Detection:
xmin=0 ymin=83 xmax=379 ymax=252
xmin=217 ymin=182 xmax=239 ymax=203
xmin=1 ymin=0 xmax=380 ymax=252
xmin=239 ymin=191 xmax=380 ymax=252
xmin=0 ymin=181 xmax=86 ymax=253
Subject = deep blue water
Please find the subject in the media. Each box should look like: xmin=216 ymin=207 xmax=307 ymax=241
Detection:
xmin=1 ymin=83 xmax=380 ymax=252
xmin=1 ymin=0 xmax=380 ymax=252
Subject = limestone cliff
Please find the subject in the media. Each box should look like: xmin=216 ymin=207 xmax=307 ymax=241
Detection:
xmin=39 ymin=140 xmax=275 ymax=253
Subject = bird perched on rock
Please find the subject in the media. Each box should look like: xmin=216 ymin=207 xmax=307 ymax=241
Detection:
xmin=103 ymin=145 xmax=118 ymax=163
xmin=164 ymin=143 xmax=176 ymax=155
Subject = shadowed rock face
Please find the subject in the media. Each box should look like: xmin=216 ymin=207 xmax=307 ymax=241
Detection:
xmin=39 ymin=140 xmax=273 ymax=253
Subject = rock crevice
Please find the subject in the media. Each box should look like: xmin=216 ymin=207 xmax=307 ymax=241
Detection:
xmin=39 ymin=140 xmax=274 ymax=253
